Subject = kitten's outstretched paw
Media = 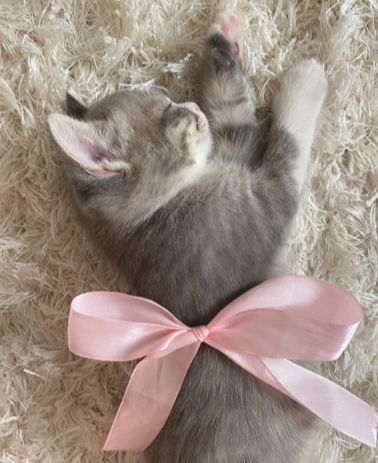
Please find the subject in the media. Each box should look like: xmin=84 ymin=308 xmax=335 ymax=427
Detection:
xmin=209 ymin=13 xmax=247 ymax=61
xmin=273 ymin=59 xmax=328 ymax=121
xmin=272 ymin=59 xmax=328 ymax=192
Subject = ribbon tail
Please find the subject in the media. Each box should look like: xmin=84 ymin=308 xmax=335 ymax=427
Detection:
xmin=102 ymin=342 xmax=200 ymax=451
xmin=220 ymin=343 xmax=377 ymax=448
xmin=260 ymin=358 xmax=377 ymax=447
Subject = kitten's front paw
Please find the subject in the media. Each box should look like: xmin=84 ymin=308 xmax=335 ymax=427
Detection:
xmin=272 ymin=59 xmax=328 ymax=192
xmin=273 ymin=59 xmax=328 ymax=121
xmin=208 ymin=13 xmax=247 ymax=63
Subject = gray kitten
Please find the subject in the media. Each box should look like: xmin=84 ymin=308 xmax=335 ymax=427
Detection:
xmin=48 ymin=13 xmax=327 ymax=463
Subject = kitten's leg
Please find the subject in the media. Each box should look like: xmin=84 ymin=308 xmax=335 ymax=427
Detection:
xmin=256 ymin=68 xmax=328 ymax=461
xmin=199 ymin=13 xmax=256 ymax=132
xmin=253 ymin=60 xmax=327 ymax=271
xmin=272 ymin=59 xmax=328 ymax=193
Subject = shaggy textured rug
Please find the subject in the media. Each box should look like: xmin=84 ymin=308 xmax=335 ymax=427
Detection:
xmin=0 ymin=0 xmax=377 ymax=462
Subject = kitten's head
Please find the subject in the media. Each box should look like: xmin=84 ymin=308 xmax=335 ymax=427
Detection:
xmin=48 ymin=89 xmax=212 ymax=223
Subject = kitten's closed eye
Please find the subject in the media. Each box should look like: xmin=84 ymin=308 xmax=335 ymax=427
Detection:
xmin=163 ymin=102 xmax=173 ymax=114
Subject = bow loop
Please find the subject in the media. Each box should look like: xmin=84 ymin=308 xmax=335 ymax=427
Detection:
xmin=69 ymin=291 xmax=190 ymax=362
xmin=209 ymin=276 xmax=362 ymax=361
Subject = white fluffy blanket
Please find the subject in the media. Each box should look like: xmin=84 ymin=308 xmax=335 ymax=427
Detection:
xmin=0 ymin=1 xmax=377 ymax=462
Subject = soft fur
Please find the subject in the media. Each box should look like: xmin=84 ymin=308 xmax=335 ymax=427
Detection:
xmin=0 ymin=1 xmax=377 ymax=462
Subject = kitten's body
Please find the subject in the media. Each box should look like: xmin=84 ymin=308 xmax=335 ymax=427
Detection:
xmin=49 ymin=12 xmax=327 ymax=463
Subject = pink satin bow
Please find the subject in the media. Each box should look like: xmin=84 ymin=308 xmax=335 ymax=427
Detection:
xmin=68 ymin=275 xmax=377 ymax=451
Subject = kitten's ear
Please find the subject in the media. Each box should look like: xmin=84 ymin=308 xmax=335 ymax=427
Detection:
xmin=66 ymin=92 xmax=87 ymax=119
xmin=48 ymin=114 xmax=129 ymax=177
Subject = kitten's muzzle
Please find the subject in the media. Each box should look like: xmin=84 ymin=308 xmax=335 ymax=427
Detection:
xmin=183 ymin=103 xmax=208 ymax=133
xmin=175 ymin=101 xmax=209 ymax=134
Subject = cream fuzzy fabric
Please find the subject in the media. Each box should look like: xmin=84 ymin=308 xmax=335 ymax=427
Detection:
xmin=0 ymin=0 xmax=377 ymax=462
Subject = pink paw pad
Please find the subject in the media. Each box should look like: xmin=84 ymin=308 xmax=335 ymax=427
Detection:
xmin=209 ymin=13 xmax=247 ymax=60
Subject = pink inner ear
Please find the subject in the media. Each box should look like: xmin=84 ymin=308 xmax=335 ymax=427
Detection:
xmin=49 ymin=114 xmax=105 ymax=173
xmin=69 ymin=137 xmax=100 ymax=168
xmin=65 ymin=135 xmax=120 ymax=178
xmin=49 ymin=114 xmax=122 ymax=178
xmin=67 ymin=137 xmax=117 ymax=178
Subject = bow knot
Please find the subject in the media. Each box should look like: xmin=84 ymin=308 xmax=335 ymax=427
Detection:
xmin=192 ymin=325 xmax=209 ymax=342
xmin=68 ymin=275 xmax=377 ymax=451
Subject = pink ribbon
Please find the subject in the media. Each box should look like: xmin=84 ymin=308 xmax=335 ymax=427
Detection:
xmin=67 ymin=275 xmax=377 ymax=451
